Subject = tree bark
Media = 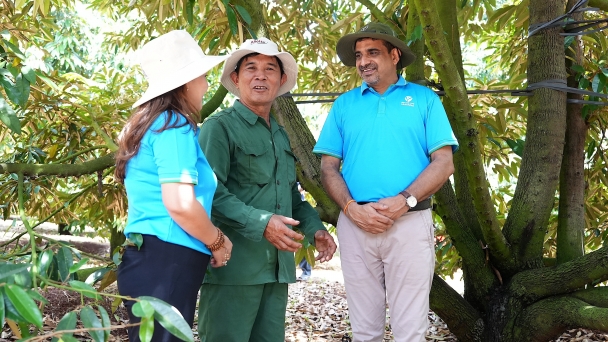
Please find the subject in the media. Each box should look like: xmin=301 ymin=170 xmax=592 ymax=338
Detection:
xmin=272 ymin=98 xmax=340 ymax=225
xmin=434 ymin=181 xmax=498 ymax=311
xmin=589 ymin=0 xmax=608 ymax=12
xmin=515 ymin=295 xmax=608 ymax=341
xmin=509 ymin=246 xmax=608 ymax=304
xmin=556 ymin=0 xmax=588 ymax=264
xmin=0 ymin=153 xmax=115 ymax=177
xmin=503 ymin=0 xmax=568 ymax=270
xmin=430 ymin=274 xmax=485 ymax=341
xmin=414 ymin=0 xmax=513 ymax=271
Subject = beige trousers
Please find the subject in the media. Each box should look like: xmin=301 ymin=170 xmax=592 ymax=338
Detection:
xmin=337 ymin=210 xmax=435 ymax=342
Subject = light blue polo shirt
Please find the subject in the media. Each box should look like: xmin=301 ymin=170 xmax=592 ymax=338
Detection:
xmin=124 ymin=111 xmax=217 ymax=254
xmin=313 ymin=76 xmax=459 ymax=202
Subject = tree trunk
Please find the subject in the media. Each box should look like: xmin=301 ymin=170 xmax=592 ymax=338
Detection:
xmin=272 ymin=97 xmax=340 ymax=225
xmin=556 ymin=0 xmax=588 ymax=264
xmin=502 ymin=0 xmax=568 ymax=270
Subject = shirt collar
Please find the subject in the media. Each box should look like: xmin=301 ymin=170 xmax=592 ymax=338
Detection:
xmin=360 ymin=75 xmax=408 ymax=95
xmin=233 ymin=100 xmax=262 ymax=125
xmin=233 ymin=100 xmax=279 ymax=132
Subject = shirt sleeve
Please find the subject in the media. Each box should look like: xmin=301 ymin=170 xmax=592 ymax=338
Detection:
xmin=290 ymin=183 xmax=326 ymax=247
xmin=425 ymin=92 xmax=460 ymax=154
xmin=199 ymin=118 xmax=272 ymax=242
xmin=150 ymin=122 xmax=199 ymax=184
xmin=313 ymin=100 xmax=344 ymax=158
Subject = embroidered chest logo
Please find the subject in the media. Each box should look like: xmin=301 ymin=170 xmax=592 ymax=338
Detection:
xmin=401 ymin=96 xmax=415 ymax=107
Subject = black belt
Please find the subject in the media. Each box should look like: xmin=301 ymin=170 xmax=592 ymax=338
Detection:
xmin=356 ymin=198 xmax=432 ymax=212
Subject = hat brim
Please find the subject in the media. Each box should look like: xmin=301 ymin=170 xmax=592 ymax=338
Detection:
xmin=336 ymin=32 xmax=416 ymax=69
xmin=220 ymin=49 xmax=297 ymax=98
xmin=132 ymin=54 xmax=229 ymax=108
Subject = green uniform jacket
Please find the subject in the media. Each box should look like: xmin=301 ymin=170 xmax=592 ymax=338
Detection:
xmin=198 ymin=100 xmax=326 ymax=285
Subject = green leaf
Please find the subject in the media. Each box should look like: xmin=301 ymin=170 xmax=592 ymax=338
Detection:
xmin=139 ymin=296 xmax=194 ymax=342
xmin=57 ymin=246 xmax=74 ymax=282
xmin=85 ymin=267 xmax=110 ymax=285
xmin=185 ymin=0 xmax=195 ymax=25
xmin=80 ymin=306 xmax=104 ymax=342
xmin=21 ymin=66 xmax=36 ymax=83
xmin=25 ymin=288 xmax=48 ymax=305
xmin=37 ymin=250 xmax=54 ymax=277
xmin=564 ymin=35 xmax=574 ymax=49
xmin=235 ymin=5 xmax=252 ymax=25
xmin=129 ymin=233 xmax=143 ymax=249
xmin=505 ymin=138 xmax=525 ymax=157
xmin=132 ymin=300 xmax=155 ymax=318
xmin=112 ymin=250 xmax=122 ymax=266
xmin=98 ymin=305 xmax=111 ymax=340
xmin=579 ymin=77 xmax=590 ymax=90
xmin=592 ymin=74 xmax=601 ymax=93
xmin=571 ymin=64 xmax=585 ymax=75
xmin=0 ymin=95 xmax=21 ymax=134
xmin=4 ymin=284 xmax=43 ymax=328
xmin=139 ymin=317 xmax=155 ymax=342
xmin=0 ymin=290 xmax=5 ymax=327
xmin=226 ymin=6 xmax=238 ymax=36
xmin=68 ymin=280 xmax=100 ymax=300
xmin=408 ymin=25 xmax=423 ymax=45
xmin=69 ymin=258 xmax=89 ymax=274
xmin=0 ymin=262 xmax=30 ymax=282
xmin=51 ymin=311 xmax=77 ymax=342
xmin=36 ymin=71 xmax=61 ymax=92
xmin=2 ymin=39 xmax=26 ymax=59
xmin=14 ymin=74 xmax=30 ymax=107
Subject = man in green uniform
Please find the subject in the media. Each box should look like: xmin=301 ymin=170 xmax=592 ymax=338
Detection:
xmin=197 ymin=38 xmax=337 ymax=341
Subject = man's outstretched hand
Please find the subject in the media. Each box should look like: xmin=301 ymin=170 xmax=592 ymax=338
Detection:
xmin=314 ymin=230 xmax=337 ymax=262
xmin=263 ymin=215 xmax=304 ymax=252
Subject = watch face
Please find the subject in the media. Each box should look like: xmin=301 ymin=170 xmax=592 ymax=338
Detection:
xmin=407 ymin=197 xmax=417 ymax=208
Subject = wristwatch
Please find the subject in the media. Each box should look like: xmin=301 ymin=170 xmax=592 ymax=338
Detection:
xmin=399 ymin=190 xmax=418 ymax=208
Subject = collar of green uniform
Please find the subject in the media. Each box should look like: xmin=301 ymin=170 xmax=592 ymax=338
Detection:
xmin=232 ymin=100 xmax=279 ymax=131
xmin=233 ymin=100 xmax=265 ymax=125
xmin=360 ymin=74 xmax=407 ymax=94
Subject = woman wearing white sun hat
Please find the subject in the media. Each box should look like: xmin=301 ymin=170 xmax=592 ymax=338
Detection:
xmin=114 ymin=30 xmax=233 ymax=342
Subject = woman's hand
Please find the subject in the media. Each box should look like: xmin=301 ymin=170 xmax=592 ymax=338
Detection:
xmin=209 ymin=233 xmax=233 ymax=268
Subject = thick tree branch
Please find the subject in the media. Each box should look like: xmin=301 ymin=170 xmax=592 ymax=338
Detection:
xmin=502 ymin=1 xmax=568 ymax=270
xmin=515 ymin=295 xmax=608 ymax=341
xmin=556 ymin=0 xmax=588 ymax=264
xmin=570 ymin=286 xmax=608 ymax=307
xmin=0 ymin=154 xmax=115 ymax=177
xmin=435 ymin=0 xmax=484 ymax=243
xmin=405 ymin=0 xmax=424 ymax=82
xmin=200 ymin=85 xmax=228 ymax=120
xmin=430 ymin=274 xmax=484 ymax=341
xmin=435 ymin=181 xmax=498 ymax=310
xmin=356 ymin=0 xmax=406 ymax=39
xmin=509 ymin=246 xmax=608 ymax=304
xmin=414 ymin=0 xmax=512 ymax=270
xmin=589 ymin=0 xmax=608 ymax=12
xmin=271 ymin=97 xmax=340 ymax=225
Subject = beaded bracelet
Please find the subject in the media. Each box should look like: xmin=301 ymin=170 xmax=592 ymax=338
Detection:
xmin=344 ymin=199 xmax=356 ymax=215
xmin=206 ymin=228 xmax=225 ymax=252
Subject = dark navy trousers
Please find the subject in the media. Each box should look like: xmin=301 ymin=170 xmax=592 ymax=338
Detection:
xmin=117 ymin=234 xmax=210 ymax=342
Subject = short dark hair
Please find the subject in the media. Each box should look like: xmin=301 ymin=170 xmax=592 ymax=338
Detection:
xmin=234 ymin=52 xmax=285 ymax=75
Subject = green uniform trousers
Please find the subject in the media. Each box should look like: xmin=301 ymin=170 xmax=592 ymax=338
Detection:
xmin=198 ymin=282 xmax=288 ymax=342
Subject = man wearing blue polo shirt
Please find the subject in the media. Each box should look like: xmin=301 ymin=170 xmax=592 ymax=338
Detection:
xmin=314 ymin=23 xmax=459 ymax=342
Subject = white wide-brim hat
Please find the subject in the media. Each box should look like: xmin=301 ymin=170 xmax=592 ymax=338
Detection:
xmin=132 ymin=30 xmax=230 ymax=108
xmin=220 ymin=38 xmax=298 ymax=98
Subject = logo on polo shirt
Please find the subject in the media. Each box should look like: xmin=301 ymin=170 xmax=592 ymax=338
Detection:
xmin=401 ymin=96 xmax=415 ymax=107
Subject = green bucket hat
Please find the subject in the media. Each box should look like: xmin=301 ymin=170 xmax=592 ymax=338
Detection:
xmin=336 ymin=22 xmax=416 ymax=70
